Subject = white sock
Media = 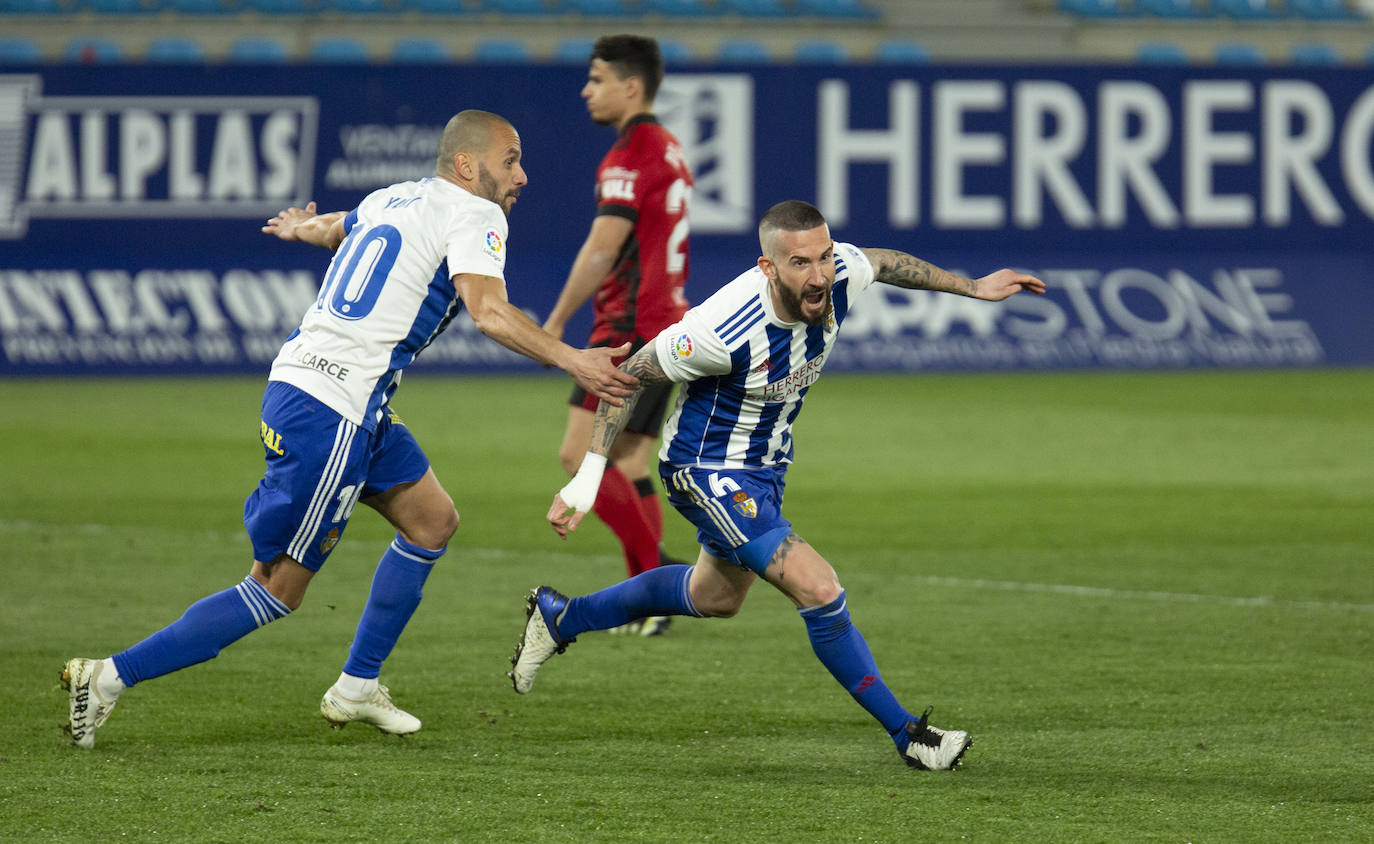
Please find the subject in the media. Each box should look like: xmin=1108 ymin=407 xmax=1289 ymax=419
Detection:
xmin=96 ymin=658 xmax=126 ymax=700
xmin=335 ymin=672 xmax=377 ymax=700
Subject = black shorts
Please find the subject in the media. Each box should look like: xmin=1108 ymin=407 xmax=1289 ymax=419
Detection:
xmin=569 ymin=379 xmax=675 ymax=436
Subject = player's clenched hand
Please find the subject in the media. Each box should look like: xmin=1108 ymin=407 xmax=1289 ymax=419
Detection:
xmin=549 ymin=456 xmax=602 ymax=538
xmin=973 ymin=269 xmax=1046 ymax=301
xmin=262 ymin=202 xmax=318 ymax=241
xmin=568 ymin=342 xmax=638 ymax=407
xmin=547 ymin=493 xmax=588 ymax=539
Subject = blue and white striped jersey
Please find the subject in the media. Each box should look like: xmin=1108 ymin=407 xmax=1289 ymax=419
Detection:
xmin=654 ymin=242 xmax=876 ymax=469
xmin=269 ymin=178 xmax=508 ymax=431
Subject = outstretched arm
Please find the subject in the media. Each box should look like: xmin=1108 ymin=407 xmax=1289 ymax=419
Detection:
xmin=262 ymin=201 xmax=347 ymax=252
xmin=542 ymin=215 xmax=634 ymax=341
xmin=547 ymin=344 xmax=673 ymax=538
xmin=454 ymin=272 xmax=638 ymax=405
xmin=860 ymin=248 xmax=1046 ymax=301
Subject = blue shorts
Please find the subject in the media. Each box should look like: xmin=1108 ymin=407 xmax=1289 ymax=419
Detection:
xmin=660 ymin=463 xmax=793 ymax=576
xmin=242 ymin=381 xmax=429 ymax=571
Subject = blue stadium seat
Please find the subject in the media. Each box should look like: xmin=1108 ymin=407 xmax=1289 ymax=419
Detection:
xmin=794 ymin=0 xmax=878 ymax=18
xmin=64 ymin=37 xmax=123 ymax=63
xmin=1136 ymin=41 xmax=1189 ymax=63
xmin=227 ymin=36 xmax=290 ymax=62
xmin=794 ymin=39 xmax=849 ymax=64
xmin=480 ymin=0 xmax=551 ymax=11
xmin=249 ymin=0 xmax=311 ymax=12
xmin=1290 ymin=43 xmax=1342 ymax=65
xmin=1288 ymin=0 xmax=1357 ymax=19
xmin=410 ymin=0 xmax=479 ymax=10
xmin=1211 ymin=0 xmax=1276 ymax=19
xmin=719 ymin=0 xmax=786 ymax=16
xmin=1135 ymin=0 xmax=1207 ymax=16
xmin=146 ymin=37 xmax=207 ymax=61
xmin=1214 ymin=42 xmax=1266 ymax=64
xmin=310 ymin=37 xmax=370 ymax=62
xmin=165 ymin=0 xmax=230 ymax=11
xmin=2 ymin=0 xmax=70 ymax=12
xmin=0 ymin=37 xmax=43 ymax=63
xmin=641 ymin=0 xmax=716 ymax=14
xmin=329 ymin=0 xmax=389 ymax=11
xmin=391 ymin=37 xmax=449 ymax=62
xmin=553 ymin=37 xmax=595 ymax=63
xmin=873 ymin=38 xmax=930 ymax=64
xmin=716 ymin=38 xmax=771 ymax=63
xmin=657 ymin=39 xmax=693 ymax=64
xmin=472 ymin=38 xmax=532 ymax=63
xmin=563 ymin=0 xmax=632 ymax=14
xmin=1057 ymin=0 xmax=1129 ymax=17
xmin=88 ymin=0 xmax=156 ymax=12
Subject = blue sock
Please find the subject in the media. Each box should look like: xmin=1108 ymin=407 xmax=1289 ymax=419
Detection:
xmin=557 ymin=564 xmax=701 ymax=639
xmin=800 ymin=591 xmax=914 ymax=743
xmin=111 ymin=576 xmax=291 ymax=687
xmin=341 ymin=534 xmax=443 ymax=679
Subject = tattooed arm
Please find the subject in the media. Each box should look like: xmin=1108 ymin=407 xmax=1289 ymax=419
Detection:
xmin=548 ymin=344 xmax=674 ymax=537
xmin=860 ymin=248 xmax=1046 ymax=301
xmin=587 ymin=345 xmax=673 ymax=457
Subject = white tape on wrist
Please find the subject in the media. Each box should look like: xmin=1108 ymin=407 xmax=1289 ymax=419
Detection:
xmin=558 ymin=452 xmax=607 ymax=514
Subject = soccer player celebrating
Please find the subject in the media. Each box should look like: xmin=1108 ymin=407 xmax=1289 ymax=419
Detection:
xmin=542 ymin=36 xmax=694 ymax=632
xmin=511 ymin=200 xmax=1045 ymax=769
xmin=60 ymin=110 xmax=636 ymax=749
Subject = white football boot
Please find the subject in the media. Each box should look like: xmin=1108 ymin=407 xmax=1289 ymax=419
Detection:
xmin=320 ymin=683 xmax=421 ymax=735
xmin=508 ymin=586 xmax=573 ymax=694
xmin=900 ymin=707 xmax=972 ymax=771
xmin=60 ymin=658 xmax=120 ymax=749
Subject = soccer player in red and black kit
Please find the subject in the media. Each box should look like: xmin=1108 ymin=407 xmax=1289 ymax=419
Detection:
xmin=542 ymin=35 xmax=693 ymax=635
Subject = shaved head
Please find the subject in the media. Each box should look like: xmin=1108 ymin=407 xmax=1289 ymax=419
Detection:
xmin=758 ymin=200 xmax=828 ymax=260
xmin=435 ymin=110 xmax=514 ymax=178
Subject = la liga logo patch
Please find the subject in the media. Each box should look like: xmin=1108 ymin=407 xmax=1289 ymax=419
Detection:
xmin=484 ymin=230 xmax=503 ymax=253
xmin=671 ymin=333 xmax=693 ymax=358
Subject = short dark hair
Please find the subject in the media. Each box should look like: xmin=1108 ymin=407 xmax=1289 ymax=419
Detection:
xmin=591 ymin=35 xmax=664 ymax=103
xmin=758 ymin=200 xmax=828 ymax=248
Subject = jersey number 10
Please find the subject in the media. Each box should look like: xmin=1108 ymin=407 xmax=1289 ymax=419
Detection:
xmin=317 ymin=223 xmax=404 ymax=321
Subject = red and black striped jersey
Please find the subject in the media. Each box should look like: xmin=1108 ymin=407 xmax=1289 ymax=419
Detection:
xmin=590 ymin=114 xmax=693 ymax=348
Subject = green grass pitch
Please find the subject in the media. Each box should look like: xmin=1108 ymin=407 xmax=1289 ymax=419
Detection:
xmin=2 ymin=370 xmax=1371 ymax=841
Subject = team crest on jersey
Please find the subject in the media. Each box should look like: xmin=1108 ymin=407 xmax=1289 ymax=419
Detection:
xmin=670 ymin=333 xmax=693 ymax=359
xmin=320 ymin=528 xmax=341 ymax=556
xmin=824 ymin=306 xmax=836 ymax=334
xmin=731 ymin=490 xmax=758 ymax=519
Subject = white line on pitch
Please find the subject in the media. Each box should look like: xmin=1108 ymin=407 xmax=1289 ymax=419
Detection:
xmin=908 ymin=574 xmax=1374 ymax=613
xmin=6 ymin=520 xmax=1370 ymax=613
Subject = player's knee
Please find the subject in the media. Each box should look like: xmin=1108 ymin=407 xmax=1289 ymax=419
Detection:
xmin=274 ymin=591 xmax=306 ymax=612
xmin=439 ymin=505 xmax=461 ymax=544
xmin=254 ymin=555 xmax=310 ymax=611
xmin=690 ymin=588 xmax=746 ymax=618
xmin=408 ymin=506 xmax=459 ymax=551
xmin=793 ymin=573 xmax=842 ymax=609
xmin=703 ymin=600 xmax=743 ymax=619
